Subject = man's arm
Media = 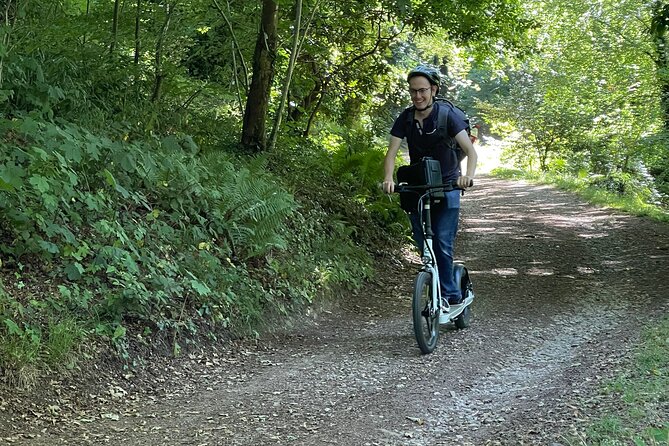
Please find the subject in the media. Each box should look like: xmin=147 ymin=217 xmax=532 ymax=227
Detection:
xmin=454 ymin=129 xmax=477 ymax=188
xmin=383 ymin=136 xmax=402 ymax=194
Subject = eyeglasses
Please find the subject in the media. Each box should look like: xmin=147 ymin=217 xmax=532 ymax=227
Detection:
xmin=409 ymin=87 xmax=431 ymax=96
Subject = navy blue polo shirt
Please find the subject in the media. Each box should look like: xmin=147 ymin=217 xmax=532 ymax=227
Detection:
xmin=390 ymin=101 xmax=467 ymax=182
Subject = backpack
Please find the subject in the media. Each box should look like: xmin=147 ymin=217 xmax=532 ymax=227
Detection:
xmin=404 ymin=98 xmax=471 ymax=162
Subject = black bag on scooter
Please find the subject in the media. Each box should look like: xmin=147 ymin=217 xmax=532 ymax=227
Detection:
xmin=396 ymin=157 xmax=443 ymax=212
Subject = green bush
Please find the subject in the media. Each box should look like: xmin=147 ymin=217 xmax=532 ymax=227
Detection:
xmin=268 ymin=133 xmax=408 ymax=243
xmin=0 ymin=118 xmax=282 ymax=358
xmin=0 ymin=115 xmax=390 ymax=377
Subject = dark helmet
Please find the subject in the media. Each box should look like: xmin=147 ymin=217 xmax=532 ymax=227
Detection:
xmin=407 ymin=65 xmax=441 ymax=88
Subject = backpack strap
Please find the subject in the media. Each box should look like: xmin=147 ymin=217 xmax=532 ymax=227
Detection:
xmin=435 ymin=100 xmax=452 ymax=148
xmin=435 ymin=98 xmax=469 ymax=162
xmin=434 ymin=99 xmax=461 ymax=155
xmin=404 ymin=105 xmax=416 ymax=137
xmin=403 ymin=102 xmax=448 ymax=141
xmin=404 ymin=100 xmax=460 ymax=155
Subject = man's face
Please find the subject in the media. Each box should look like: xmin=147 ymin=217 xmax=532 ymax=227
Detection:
xmin=408 ymin=76 xmax=436 ymax=110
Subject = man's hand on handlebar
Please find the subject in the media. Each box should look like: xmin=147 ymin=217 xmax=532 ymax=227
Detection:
xmin=457 ymin=176 xmax=474 ymax=189
xmin=382 ymin=179 xmax=395 ymax=194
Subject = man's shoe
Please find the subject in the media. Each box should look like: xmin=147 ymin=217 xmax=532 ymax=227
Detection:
xmin=447 ymin=296 xmax=463 ymax=305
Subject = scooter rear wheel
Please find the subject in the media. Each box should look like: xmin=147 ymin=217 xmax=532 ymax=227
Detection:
xmin=412 ymin=271 xmax=439 ymax=354
xmin=454 ymin=267 xmax=473 ymax=329
xmin=454 ymin=305 xmax=471 ymax=329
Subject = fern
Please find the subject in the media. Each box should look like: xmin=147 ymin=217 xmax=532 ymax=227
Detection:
xmin=213 ymin=165 xmax=296 ymax=259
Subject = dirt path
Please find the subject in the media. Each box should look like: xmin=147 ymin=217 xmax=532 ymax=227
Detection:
xmin=2 ymin=176 xmax=668 ymax=445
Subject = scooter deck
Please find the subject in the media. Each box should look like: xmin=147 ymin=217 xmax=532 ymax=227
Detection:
xmin=438 ymin=293 xmax=474 ymax=325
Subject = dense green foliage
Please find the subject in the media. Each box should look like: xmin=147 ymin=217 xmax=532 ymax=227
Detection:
xmin=468 ymin=0 xmax=669 ymax=210
xmin=0 ymin=116 xmax=380 ymax=378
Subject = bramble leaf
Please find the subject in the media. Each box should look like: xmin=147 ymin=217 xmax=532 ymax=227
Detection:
xmin=29 ymin=175 xmax=50 ymax=193
xmin=0 ymin=163 xmax=26 ymax=190
xmin=19 ymin=117 xmax=39 ymax=135
xmin=65 ymin=262 xmax=84 ymax=280
xmin=38 ymin=239 xmax=60 ymax=254
xmin=62 ymin=141 xmax=82 ymax=163
xmin=4 ymin=319 xmax=22 ymax=336
xmin=85 ymin=141 xmax=101 ymax=160
xmin=102 ymin=169 xmax=116 ymax=187
xmin=112 ymin=325 xmax=126 ymax=341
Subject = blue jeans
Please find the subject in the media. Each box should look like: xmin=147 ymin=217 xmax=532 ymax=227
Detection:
xmin=409 ymin=190 xmax=461 ymax=303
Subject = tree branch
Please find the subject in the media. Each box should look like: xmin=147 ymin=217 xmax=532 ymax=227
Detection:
xmin=336 ymin=22 xmax=404 ymax=75
xmin=212 ymin=0 xmax=249 ymax=92
xmin=591 ymin=15 xmax=655 ymax=62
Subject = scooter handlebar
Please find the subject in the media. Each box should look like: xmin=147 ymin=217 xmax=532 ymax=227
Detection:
xmin=394 ymin=179 xmax=473 ymax=193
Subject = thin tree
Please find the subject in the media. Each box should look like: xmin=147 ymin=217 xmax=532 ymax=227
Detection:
xmin=134 ymin=0 xmax=142 ymax=65
xmin=268 ymin=0 xmax=302 ymax=151
xmin=651 ymin=0 xmax=669 ymax=130
xmin=152 ymin=1 xmax=178 ymax=103
xmin=212 ymin=0 xmax=249 ymax=92
xmin=110 ymin=0 xmax=121 ymax=54
xmin=303 ymin=23 xmax=403 ymax=136
xmin=231 ymin=41 xmax=244 ymax=116
xmin=268 ymin=0 xmax=321 ymax=150
xmin=240 ymin=0 xmax=278 ymax=152
xmin=1 ymin=0 xmax=13 ymax=87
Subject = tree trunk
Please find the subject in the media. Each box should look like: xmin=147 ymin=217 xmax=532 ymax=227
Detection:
xmin=268 ymin=0 xmax=302 ymax=151
xmin=134 ymin=0 xmax=142 ymax=65
xmin=304 ymin=81 xmax=327 ymax=137
xmin=212 ymin=0 xmax=249 ymax=92
xmin=110 ymin=0 xmax=121 ymax=54
xmin=82 ymin=0 xmax=91 ymax=45
xmin=539 ymin=149 xmax=548 ymax=171
xmin=288 ymin=84 xmax=319 ymax=122
xmin=232 ymin=41 xmax=244 ymax=116
xmin=288 ymin=56 xmax=321 ymax=123
xmin=651 ymin=0 xmax=669 ymax=130
xmin=300 ymin=21 xmax=398 ymax=136
xmin=240 ymin=0 xmax=278 ymax=153
xmin=152 ymin=2 xmax=176 ymax=103
xmin=0 ymin=0 xmax=16 ymax=88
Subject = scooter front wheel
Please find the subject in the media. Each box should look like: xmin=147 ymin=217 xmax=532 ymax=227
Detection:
xmin=412 ymin=271 xmax=439 ymax=354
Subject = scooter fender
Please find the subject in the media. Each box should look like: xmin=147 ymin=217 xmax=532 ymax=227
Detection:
xmin=439 ymin=263 xmax=474 ymax=324
xmin=453 ymin=262 xmax=465 ymax=290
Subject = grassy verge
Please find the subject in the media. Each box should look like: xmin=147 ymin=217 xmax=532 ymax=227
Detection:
xmin=491 ymin=168 xmax=669 ymax=223
xmin=571 ymin=317 xmax=669 ymax=446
